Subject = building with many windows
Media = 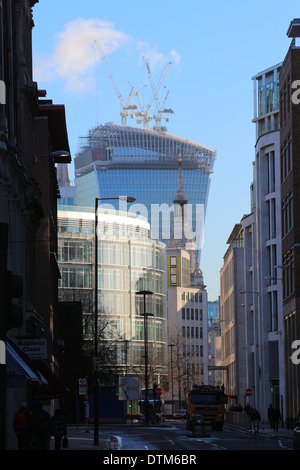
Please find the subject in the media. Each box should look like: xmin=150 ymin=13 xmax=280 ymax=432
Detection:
xmin=74 ymin=122 xmax=215 ymax=261
xmin=165 ymin=159 xmax=208 ymax=413
xmin=280 ymin=19 xmax=300 ymax=427
xmin=57 ymin=205 xmax=167 ymax=386
xmin=219 ymin=61 xmax=285 ymax=419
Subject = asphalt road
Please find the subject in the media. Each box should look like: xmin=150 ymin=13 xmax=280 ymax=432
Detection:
xmin=78 ymin=420 xmax=293 ymax=451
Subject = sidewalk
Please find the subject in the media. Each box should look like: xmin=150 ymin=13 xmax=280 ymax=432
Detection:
xmin=257 ymin=426 xmax=294 ymax=440
xmin=226 ymin=422 xmax=294 ymax=440
xmin=49 ymin=421 xmax=171 ymax=451
xmin=49 ymin=426 xmax=120 ymax=450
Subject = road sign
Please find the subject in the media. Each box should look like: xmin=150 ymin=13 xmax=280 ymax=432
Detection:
xmin=245 ymin=388 xmax=252 ymax=396
xmin=119 ymin=376 xmax=139 ymax=400
xmin=79 ymin=378 xmax=87 ymax=395
xmin=155 ymin=387 xmax=163 ymax=396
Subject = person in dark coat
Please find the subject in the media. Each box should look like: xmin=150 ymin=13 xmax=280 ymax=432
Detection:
xmin=31 ymin=404 xmax=51 ymax=450
xmin=13 ymin=402 xmax=32 ymax=450
xmin=268 ymin=404 xmax=274 ymax=429
xmin=272 ymin=405 xmax=281 ymax=432
xmin=49 ymin=409 xmax=67 ymax=450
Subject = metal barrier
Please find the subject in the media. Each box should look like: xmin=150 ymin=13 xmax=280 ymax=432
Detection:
xmin=225 ymin=411 xmax=252 ymax=430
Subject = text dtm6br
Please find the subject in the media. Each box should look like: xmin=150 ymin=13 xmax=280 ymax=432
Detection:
xmin=186 ymin=385 xmax=227 ymax=432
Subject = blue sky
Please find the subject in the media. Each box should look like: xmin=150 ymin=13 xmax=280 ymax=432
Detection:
xmin=32 ymin=1 xmax=299 ymax=301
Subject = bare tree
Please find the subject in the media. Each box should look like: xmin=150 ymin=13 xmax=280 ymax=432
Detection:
xmin=59 ymin=287 xmax=122 ymax=386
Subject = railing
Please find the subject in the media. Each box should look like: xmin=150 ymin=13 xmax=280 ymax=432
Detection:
xmin=225 ymin=411 xmax=252 ymax=430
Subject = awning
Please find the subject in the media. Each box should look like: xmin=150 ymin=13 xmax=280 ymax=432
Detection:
xmin=6 ymin=337 xmax=70 ymax=399
xmin=6 ymin=336 xmax=47 ymax=385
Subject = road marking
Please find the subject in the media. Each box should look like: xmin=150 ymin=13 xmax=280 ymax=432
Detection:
xmin=163 ymin=435 xmax=175 ymax=445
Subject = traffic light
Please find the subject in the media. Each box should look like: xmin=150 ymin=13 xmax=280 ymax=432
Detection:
xmin=6 ymin=271 xmax=23 ymax=330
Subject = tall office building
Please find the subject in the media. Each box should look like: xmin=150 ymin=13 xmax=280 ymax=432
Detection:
xmin=280 ymin=19 xmax=300 ymax=427
xmin=57 ymin=205 xmax=167 ymax=385
xmin=74 ymin=123 xmax=216 ymax=261
xmin=165 ymin=159 xmax=208 ymax=412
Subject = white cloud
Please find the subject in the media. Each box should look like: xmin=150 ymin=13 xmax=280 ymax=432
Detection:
xmin=34 ymin=18 xmax=131 ymax=92
xmin=33 ymin=18 xmax=180 ymax=94
xmin=137 ymin=41 xmax=181 ymax=70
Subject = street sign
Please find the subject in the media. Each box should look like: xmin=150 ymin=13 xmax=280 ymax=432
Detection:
xmin=79 ymin=378 xmax=87 ymax=396
xmin=245 ymin=388 xmax=252 ymax=396
xmin=16 ymin=337 xmax=47 ymax=360
xmin=155 ymin=387 xmax=163 ymax=396
xmin=119 ymin=376 xmax=139 ymax=400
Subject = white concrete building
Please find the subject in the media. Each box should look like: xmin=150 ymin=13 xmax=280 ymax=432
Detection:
xmin=220 ymin=63 xmax=285 ymax=422
xmin=220 ymin=224 xmax=247 ymax=404
xmin=165 ymin=158 xmax=208 ymax=413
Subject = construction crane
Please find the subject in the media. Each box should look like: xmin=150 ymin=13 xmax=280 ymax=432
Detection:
xmin=94 ymin=40 xmax=137 ymax=125
xmin=135 ymin=59 xmax=173 ymax=129
xmin=156 ymin=89 xmax=174 ymax=127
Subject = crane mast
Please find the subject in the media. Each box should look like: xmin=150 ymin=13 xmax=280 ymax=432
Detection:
xmin=142 ymin=57 xmax=173 ymax=130
xmin=94 ymin=39 xmax=173 ymax=130
xmin=94 ymin=40 xmax=136 ymax=125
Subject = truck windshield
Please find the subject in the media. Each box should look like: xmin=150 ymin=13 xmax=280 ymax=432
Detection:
xmin=190 ymin=393 xmax=222 ymax=405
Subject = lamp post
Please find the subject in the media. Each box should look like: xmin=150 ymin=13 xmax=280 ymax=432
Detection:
xmin=94 ymin=196 xmax=135 ymax=445
xmin=136 ymin=290 xmax=153 ymax=425
xmin=168 ymin=343 xmax=175 ymax=416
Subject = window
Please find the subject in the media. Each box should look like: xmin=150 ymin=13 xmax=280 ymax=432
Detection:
xmin=182 ymin=308 xmax=185 ymax=320
xmin=281 ymin=132 xmax=292 ymax=183
xmin=170 ymin=256 xmax=177 ymax=286
xmin=282 ymin=190 xmax=293 ymax=237
xmin=283 ymin=249 xmax=294 ymax=299
xmin=267 ymin=151 xmax=275 ymax=194
xmin=267 ymin=198 xmax=276 ymax=239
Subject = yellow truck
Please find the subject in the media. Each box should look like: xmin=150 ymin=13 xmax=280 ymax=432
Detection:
xmin=186 ymin=385 xmax=227 ymax=432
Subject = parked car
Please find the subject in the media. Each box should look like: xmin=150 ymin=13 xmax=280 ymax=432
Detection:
xmin=173 ymin=409 xmax=187 ymax=419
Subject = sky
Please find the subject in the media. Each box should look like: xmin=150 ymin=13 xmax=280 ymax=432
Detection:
xmin=32 ymin=0 xmax=300 ymax=301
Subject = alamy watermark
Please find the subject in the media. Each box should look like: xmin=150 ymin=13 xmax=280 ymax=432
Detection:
xmin=0 ymin=80 xmax=5 ymax=105
xmin=101 ymin=197 xmax=205 ymax=250
xmin=290 ymin=340 xmax=300 ymax=365
xmin=292 ymin=80 xmax=300 ymax=105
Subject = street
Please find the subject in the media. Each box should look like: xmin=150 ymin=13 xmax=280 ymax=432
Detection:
xmin=64 ymin=420 xmax=294 ymax=452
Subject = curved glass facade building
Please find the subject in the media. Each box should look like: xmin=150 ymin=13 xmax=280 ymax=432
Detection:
xmin=74 ymin=123 xmax=216 ymax=256
xmin=57 ymin=206 xmax=166 ymax=380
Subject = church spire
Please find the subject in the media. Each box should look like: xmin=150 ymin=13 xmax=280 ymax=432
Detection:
xmin=173 ymin=153 xmax=187 ymax=206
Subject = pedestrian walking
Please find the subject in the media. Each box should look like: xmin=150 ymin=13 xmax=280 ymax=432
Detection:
xmin=267 ymin=404 xmax=274 ymax=429
xmin=13 ymin=402 xmax=32 ymax=450
xmin=250 ymin=407 xmax=261 ymax=434
xmin=31 ymin=404 xmax=51 ymax=450
xmin=49 ymin=409 xmax=67 ymax=450
xmin=272 ymin=405 xmax=281 ymax=432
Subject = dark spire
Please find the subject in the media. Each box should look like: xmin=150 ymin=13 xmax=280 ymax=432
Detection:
xmin=173 ymin=153 xmax=187 ymax=205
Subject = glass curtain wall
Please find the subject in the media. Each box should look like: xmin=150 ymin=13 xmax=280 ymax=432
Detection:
xmin=57 ymin=207 xmax=166 ymax=383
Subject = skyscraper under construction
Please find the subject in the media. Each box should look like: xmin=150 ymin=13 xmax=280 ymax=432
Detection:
xmin=74 ymin=122 xmax=216 ymax=259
